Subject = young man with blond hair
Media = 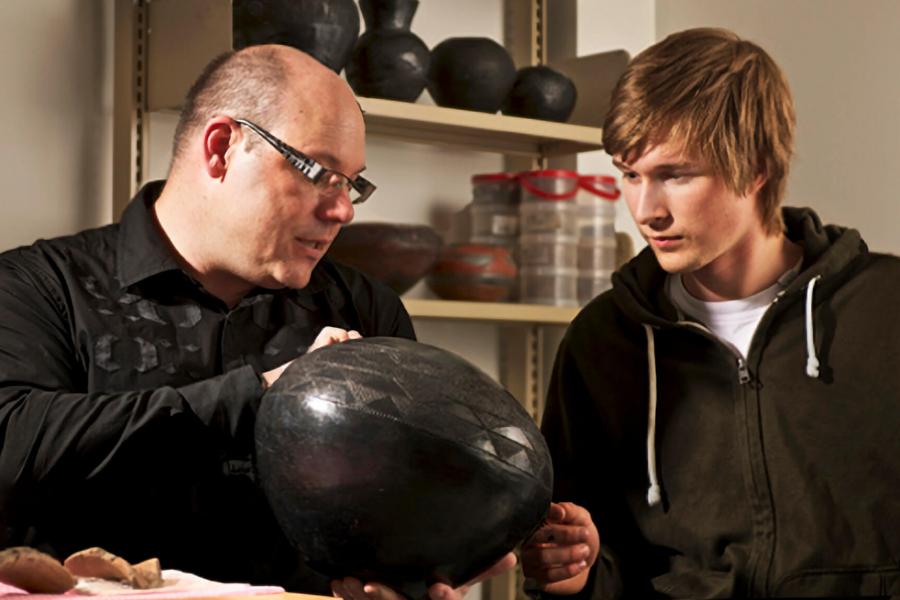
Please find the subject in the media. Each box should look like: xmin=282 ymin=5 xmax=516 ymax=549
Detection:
xmin=522 ymin=28 xmax=900 ymax=598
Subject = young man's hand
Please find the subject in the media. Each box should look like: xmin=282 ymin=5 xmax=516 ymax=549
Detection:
xmin=331 ymin=552 xmax=517 ymax=600
xmin=521 ymin=502 xmax=600 ymax=595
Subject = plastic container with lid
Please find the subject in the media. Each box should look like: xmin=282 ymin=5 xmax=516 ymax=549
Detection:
xmin=519 ymin=169 xmax=579 ymax=204
xmin=472 ymin=172 xmax=520 ymax=205
xmin=517 ymin=170 xmax=579 ymax=236
xmin=470 ymin=202 xmax=519 ymax=238
xmin=519 ymin=266 xmax=578 ymax=307
xmin=577 ymin=238 xmax=618 ymax=271
xmin=518 ymin=233 xmax=577 ymax=268
xmin=576 ymin=175 xmax=620 ymax=239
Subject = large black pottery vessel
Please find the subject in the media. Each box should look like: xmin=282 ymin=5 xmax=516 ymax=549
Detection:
xmin=502 ymin=65 xmax=578 ymax=123
xmin=255 ymin=337 xmax=552 ymax=599
xmin=347 ymin=0 xmax=430 ymax=101
xmin=233 ymin=0 xmax=360 ymax=73
xmin=427 ymin=38 xmax=517 ymax=113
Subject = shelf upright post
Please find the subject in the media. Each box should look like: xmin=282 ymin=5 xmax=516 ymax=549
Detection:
xmin=486 ymin=4 xmax=554 ymax=600
xmin=113 ymin=0 xmax=149 ymax=219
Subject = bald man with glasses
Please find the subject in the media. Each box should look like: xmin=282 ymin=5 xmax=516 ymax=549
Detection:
xmin=0 ymin=45 xmax=507 ymax=598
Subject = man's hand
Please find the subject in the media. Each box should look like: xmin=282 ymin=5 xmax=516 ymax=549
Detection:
xmin=521 ymin=502 xmax=600 ymax=595
xmin=260 ymin=327 xmax=362 ymax=390
xmin=308 ymin=326 xmax=363 ymax=353
xmin=331 ymin=552 xmax=516 ymax=600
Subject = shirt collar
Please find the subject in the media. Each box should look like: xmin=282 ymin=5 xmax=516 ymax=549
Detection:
xmin=115 ymin=180 xmax=342 ymax=307
xmin=116 ymin=180 xmax=182 ymax=289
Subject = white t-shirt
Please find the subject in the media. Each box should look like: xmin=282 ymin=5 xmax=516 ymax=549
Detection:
xmin=665 ymin=262 xmax=801 ymax=358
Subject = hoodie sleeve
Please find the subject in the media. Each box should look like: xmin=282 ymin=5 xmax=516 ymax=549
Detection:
xmin=541 ymin=319 xmax=660 ymax=599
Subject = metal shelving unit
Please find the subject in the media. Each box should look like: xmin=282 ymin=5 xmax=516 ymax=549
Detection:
xmin=112 ymin=3 xmax=626 ymax=599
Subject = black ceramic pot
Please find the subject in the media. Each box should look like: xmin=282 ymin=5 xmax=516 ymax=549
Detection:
xmin=502 ymin=66 xmax=578 ymax=122
xmin=233 ymin=0 xmax=360 ymax=73
xmin=427 ymin=38 xmax=517 ymax=113
xmin=255 ymin=337 xmax=552 ymax=599
xmin=347 ymin=0 xmax=430 ymax=101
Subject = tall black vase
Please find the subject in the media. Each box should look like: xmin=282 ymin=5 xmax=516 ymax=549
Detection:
xmin=346 ymin=0 xmax=430 ymax=101
xmin=233 ymin=0 xmax=360 ymax=74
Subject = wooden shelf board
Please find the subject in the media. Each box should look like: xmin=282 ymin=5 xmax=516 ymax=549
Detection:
xmin=402 ymin=298 xmax=578 ymax=325
xmin=358 ymin=97 xmax=603 ymax=157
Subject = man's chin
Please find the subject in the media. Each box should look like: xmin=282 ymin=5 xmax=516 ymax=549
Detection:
xmin=653 ymin=252 xmax=696 ymax=275
xmin=257 ymin=270 xmax=313 ymax=291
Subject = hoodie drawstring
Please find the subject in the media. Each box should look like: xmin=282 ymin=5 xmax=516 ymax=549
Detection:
xmin=641 ymin=274 xmax=823 ymax=508
xmin=805 ymin=275 xmax=822 ymax=378
xmin=643 ymin=324 xmax=662 ymax=507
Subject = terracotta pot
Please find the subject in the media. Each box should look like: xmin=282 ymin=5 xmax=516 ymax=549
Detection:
xmin=328 ymin=222 xmax=443 ymax=294
xmin=232 ymin=0 xmax=360 ymax=73
xmin=347 ymin=0 xmax=430 ymax=101
xmin=427 ymin=244 xmax=518 ymax=302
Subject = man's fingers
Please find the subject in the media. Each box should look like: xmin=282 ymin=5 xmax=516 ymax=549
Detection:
xmin=471 ymin=551 xmax=517 ymax=584
xmin=309 ymin=327 xmax=364 ymax=353
xmin=554 ymin=502 xmax=593 ymax=525
xmin=536 ymin=561 xmax=590 ymax=583
xmin=546 ymin=502 xmax=567 ymax=522
xmin=521 ymin=543 xmax=591 ymax=570
xmin=361 ymin=582 xmax=403 ymax=600
xmin=527 ymin=523 xmax=589 ymax=545
xmin=427 ymin=582 xmax=458 ymax=600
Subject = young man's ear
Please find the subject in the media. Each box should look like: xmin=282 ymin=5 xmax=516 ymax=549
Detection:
xmin=750 ymin=171 xmax=768 ymax=196
xmin=202 ymin=118 xmax=240 ymax=180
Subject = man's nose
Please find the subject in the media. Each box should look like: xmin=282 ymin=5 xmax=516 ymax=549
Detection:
xmin=318 ymin=191 xmax=355 ymax=224
xmin=630 ymin=181 xmax=669 ymax=226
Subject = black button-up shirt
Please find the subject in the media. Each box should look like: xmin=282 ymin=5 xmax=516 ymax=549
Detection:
xmin=0 ymin=181 xmax=415 ymax=589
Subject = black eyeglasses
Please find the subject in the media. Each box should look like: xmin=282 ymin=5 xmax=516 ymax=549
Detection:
xmin=234 ymin=118 xmax=375 ymax=205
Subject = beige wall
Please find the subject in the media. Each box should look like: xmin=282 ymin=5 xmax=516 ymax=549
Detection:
xmin=656 ymin=0 xmax=900 ymax=254
xmin=0 ymin=0 xmax=112 ymax=252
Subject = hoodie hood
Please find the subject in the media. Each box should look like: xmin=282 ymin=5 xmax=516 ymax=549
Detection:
xmin=609 ymin=206 xmax=869 ymax=507
xmin=611 ymin=206 xmax=868 ymax=326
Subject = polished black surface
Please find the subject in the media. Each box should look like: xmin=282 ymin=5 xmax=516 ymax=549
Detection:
xmin=427 ymin=38 xmax=517 ymax=113
xmin=347 ymin=0 xmax=430 ymax=102
xmin=502 ymin=66 xmax=577 ymax=123
xmin=255 ymin=337 xmax=552 ymax=599
xmin=233 ymin=0 xmax=360 ymax=73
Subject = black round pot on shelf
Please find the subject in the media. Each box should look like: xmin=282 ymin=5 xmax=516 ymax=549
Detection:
xmin=347 ymin=0 xmax=430 ymax=102
xmin=502 ymin=65 xmax=578 ymax=122
xmin=232 ymin=0 xmax=360 ymax=73
xmin=427 ymin=37 xmax=517 ymax=113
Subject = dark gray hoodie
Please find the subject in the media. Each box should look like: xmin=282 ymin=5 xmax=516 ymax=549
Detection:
xmin=542 ymin=207 xmax=900 ymax=597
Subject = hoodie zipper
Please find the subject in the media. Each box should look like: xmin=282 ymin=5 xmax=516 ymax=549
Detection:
xmin=678 ymin=320 xmax=752 ymax=384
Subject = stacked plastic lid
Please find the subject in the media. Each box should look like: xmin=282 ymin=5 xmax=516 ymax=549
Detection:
xmin=517 ymin=170 xmax=580 ymax=307
xmin=575 ymin=175 xmax=620 ymax=304
xmin=469 ymin=172 xmax=520 ymax=256
xmin=463 ymin=170 xmax=620 ymax=306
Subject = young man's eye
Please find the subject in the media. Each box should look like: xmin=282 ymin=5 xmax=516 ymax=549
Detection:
xmin=666 ymin=172 xmax=692 ymax=182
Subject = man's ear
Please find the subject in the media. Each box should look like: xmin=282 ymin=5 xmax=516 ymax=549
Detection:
xmin=749 ymin=171 xmax=767 ymax=196
xmin=202 ymin=118 xmax=240 ymax=180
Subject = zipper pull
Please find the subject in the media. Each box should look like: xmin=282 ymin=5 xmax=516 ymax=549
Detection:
xmin=737 ymin=358 xmax=751 ymax=384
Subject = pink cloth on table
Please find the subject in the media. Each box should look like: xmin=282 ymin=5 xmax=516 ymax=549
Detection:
xmin=0 ymin=569 xmax=284 ymax=599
